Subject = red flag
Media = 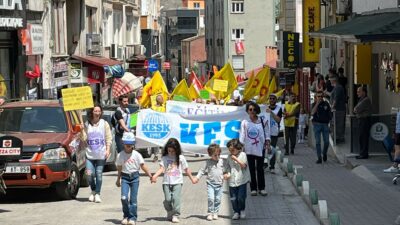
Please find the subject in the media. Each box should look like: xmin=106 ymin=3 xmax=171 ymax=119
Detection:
xmin=189 ymin=71 xmax=203 ymax=94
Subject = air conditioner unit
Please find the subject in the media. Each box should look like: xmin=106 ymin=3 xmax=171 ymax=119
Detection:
xmin=133 ymin=44 xmax=146 ymax=56
xmin=86 ymin=33 xmax=102 ymax=56
xmin=336 ymin=0 xmax=347 ymax=15
xmin=110 ymin=44 xmax=123 ymax=59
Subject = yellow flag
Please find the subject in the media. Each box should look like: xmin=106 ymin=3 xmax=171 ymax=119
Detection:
xmin=242 ymin=70 xmax=255 ymax=101
xmin=171 ymin=79 xmax=191 ymax=102
xmin=275 ymin=88 xmax=285 ymax=98
xmin=293 ymin=82 xmax=299 ymax=95
xmin=139 ymin=71 xmax=169 ymax=108
xmin=256 ymin=69 xmax=271 ymax=104
xmin=204 ymin=63 xmax=238 ymax=100
xmin=243 ymin=67 xmax=270 ymax=102
xmin=189 ymin=84 xmax=200 ymax=100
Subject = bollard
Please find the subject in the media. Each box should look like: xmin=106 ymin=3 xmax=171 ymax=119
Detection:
xmin=295 ymin=174 xmax=303 ymax=187
xmin=302 ymin=181 xmax=310 ymax=196
xmin=310 ymin=189 xmax=318 ymax=205
xmin=318 ymin=200 xmax=328 ymax=219
xmin=287 ymin=161 xmax=294 ymax=173
xmin=329 ymin=213 xmax=341 ymax=225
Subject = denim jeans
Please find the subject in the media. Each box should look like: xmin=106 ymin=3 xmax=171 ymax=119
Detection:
xmin=162 ymin=184 xmax=182 ymax=216
xmin=85 ymin=159 xmax=105 ymax=194
xmin=313 ymin=123 xmax=330 ymax=159
xmin=207 ymin=183 xmax=223 ymax=214
xmin=229 ymin=183 xmax=247 ymax=213
xmin=121 ymin=172 xmax=140 ymax=221
xmin=115 ymin=134 xmax=123 ymax=153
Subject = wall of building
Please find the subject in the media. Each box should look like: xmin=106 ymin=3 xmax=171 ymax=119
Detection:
xmin=353 ymin=0 xmax=398 ymax=14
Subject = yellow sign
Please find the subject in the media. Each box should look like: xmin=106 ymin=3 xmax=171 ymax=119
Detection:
xmin=61 ymin=86 xmax=94 ymax=111
xmin=303 ymin=0 xmax=320 ymax=63
xmin=213 ymin=79 xmax=228 ymax=92
xmin=0 ymin=74 xmax=7 ymax=97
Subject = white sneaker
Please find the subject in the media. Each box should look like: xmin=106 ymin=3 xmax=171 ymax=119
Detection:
xmin=383 ymin=166 xmax=399 ymax=173
xmin=206 ymin=214 xmax=213 ymax=221
xmin=213 ymin=214 xmax=218 ymax=220
xmin=250 ymin=190 xmax=257 ymax=196
xmin=232 ymin=213 xmax=240 ymax=220
xmin=94 ymin=194 xmax=102 ymax=203
xmin=259 ymin=190 xmax=268 ymax=196
xmin=172 ymin=216 xmax=180 ymax=223
xmin=127 ymin=220 xmax=136 ymax=225
xmin=88 ymin=192 xmax=95 ymax=202
xmin=121 ymin=218 xmax=128 ymax=225
xmin=240 ymin=210 xmax=246 ymax=219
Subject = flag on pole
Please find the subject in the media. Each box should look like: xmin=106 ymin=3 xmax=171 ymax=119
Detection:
xmin=189 ymin=71 xmax=203 ymax=94
xmin=171 ymin=79 xmax=191 ymax=102
xmin=189 ymin=83 xmax=200 ymax=99
xmin=256 ymin=67 xmax=271 ymax=104
xmin=204 ymin=63 xmax=238 ymax=100
xmin=243 ymin=66 xmax=270 ymax=101
xmin=139 ymin=71 xmax=169 ymax=108
xmin=243 ymin=70 xmax=255 ymax=101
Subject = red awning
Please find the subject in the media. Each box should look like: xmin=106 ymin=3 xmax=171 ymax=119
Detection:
xmin=71 ymin=55 xmax=122 ymax=67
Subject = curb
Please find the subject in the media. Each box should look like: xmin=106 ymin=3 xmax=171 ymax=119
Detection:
xmin=276 ymin=150 xmax=341 ymax=225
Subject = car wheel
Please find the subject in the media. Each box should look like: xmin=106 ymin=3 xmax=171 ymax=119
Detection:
xmin=55 ymin=162 xmax=80 ymax=200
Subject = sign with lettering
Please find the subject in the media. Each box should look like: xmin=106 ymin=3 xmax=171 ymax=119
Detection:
xmin=213 ymin=79 xmax=228 ymax=92
xmin=166 ymin=100 xmax=241 ymax=115
xmin=69 ymin=60 xmax=84 ymax=84
xmin=0 ymin=0 xmax=26 ymax=29
xmin=25 ymin=24 xmax=43 ymax=55
xmin=283 ymin=31 xmax=299 ymax=68
xmin=303 ymin=0 xmax=320 ymax=63
xmin=61 ymin=86 xmax=94 ymax=111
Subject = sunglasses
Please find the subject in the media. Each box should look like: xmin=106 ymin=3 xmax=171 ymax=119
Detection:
xmin=248 ymin=108 xmax=255 ymax=111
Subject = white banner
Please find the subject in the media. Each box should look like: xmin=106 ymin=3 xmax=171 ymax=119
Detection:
xmin=136 ymin=107 xmax=270 ymax=154
xmin=166 ymin=100 xmax=241 ymax=115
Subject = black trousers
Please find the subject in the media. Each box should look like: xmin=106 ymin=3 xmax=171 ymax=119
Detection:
xmin=285 ymin=126 xmax=297 ymax=153
xmin=247 ymin=154 xmax=265 ymax=191
xmin=358 ymin=117 xmax=371 ymax=157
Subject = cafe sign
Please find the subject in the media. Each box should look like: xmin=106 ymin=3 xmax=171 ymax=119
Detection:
xmin=303 ymin=0 xmax=320 ymax=63
xmin=0 ymin=0 xmax=26 ymax=29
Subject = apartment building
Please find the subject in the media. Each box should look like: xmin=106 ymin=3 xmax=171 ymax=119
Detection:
xmin=205 ymin=0 xmax=275 ymax=77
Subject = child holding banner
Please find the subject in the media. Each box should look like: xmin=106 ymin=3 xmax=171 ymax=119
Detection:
xmin=193 ymin=144 xmax=224 ymax=221
xmin=151 ymin=138 xmax=195 ymax=223
xmin=223 ymin=139 xmax=250 ymax=220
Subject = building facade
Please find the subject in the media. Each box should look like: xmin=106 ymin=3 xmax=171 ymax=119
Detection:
xmin=181 ymin=35 xmax=206 ymax=76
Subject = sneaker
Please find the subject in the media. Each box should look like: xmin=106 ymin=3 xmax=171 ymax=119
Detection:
xmin=259 ymin=190 xmax=268 ymax=196
xmin=172 ymin=216 xmax=180 ymax=223
xmin=250 ymin=190 xmax=257 ymax=196
xmin=240 ymin=210 xmax=246 ymax=219
xmin=383 ymin=166 xmax=399 ymax=173
xmin=316 ymin=159 xmax=322 ymax=164
xmin=88 ymin=192 xmax=95 ymax=202
xmin=213 ymin=214 xmax=218 ymax=220
xmin=323 ymin=154 xmax=327 ymax=162
xmin=121 ymin=218 xmax=128 ymax=225
xmin=127 ymin=220 xmax=136 ymax=225
xmin=166 ymin=211 xmax=173 ymax=220
xmin=206 ymin=214 xmax=213 ymax=221
xmin=270 ymin=168 xmax=275 ymax=174
xmin=94 ymin=194 xmax=102 ymax=203
xmin=232 ymin=213 xmax=240 ymax=220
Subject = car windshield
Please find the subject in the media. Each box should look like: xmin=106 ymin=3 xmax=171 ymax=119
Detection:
xmin=0 ymin=107 xmax=67 ymax=133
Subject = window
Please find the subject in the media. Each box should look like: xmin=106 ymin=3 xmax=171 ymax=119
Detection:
xmin=232 ymin=55 xmax=244 ymax=70
xmin=113 ymin=10 xmax=123 ymax=44
xmin=126 ymin=13 xmax=134 ymax=45
xmin=231 ymin=29 xmax=244 ymax=40
xmin=231 ymin=1 xmax=244 ymax=13
xmin=103 ymin=11 xmax=112 ymax=47
xmin=51 ymin=0 xmax=67 ymax=54
xmin=193 ymin=2 xmax=200 ymax=9
xmin=86 ymin=7 xmax=97 ymax=34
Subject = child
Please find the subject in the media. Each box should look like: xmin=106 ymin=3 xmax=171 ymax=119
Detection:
xmin=193 ymin=144 xmax=224 ymax=221
xmin=115 ymin=132 xmax=153 ymax=225
xmin=223 ymin=139 xmax=250 ymax=220
xmin=151 ymin=138 xmax=195 ymax=223
xmin=298 ymin=108 xmax=309 ymax=143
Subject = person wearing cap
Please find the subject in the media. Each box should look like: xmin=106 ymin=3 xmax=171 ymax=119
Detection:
xmin=265 ymin=93 xmax=282 ymax=173
xmin=329 ymin=73 xmax=346 ymax=143
xmin=116 ymin=132 xmax=153 ymax=225
xmin=81 ymin=105 xmax=112 ymax=203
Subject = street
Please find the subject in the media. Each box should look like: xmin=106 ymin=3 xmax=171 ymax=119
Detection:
xmin=0 ymin=154 xmax=319 ymax=225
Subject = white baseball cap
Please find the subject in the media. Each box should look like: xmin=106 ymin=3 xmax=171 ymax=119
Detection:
xmin=122 ymin=132 xmax=136 ymax=145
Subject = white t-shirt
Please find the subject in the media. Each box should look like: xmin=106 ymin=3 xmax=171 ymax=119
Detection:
xmin=160 ymin=155 xmax=188 ymax=184
xmin=116 ymin=150 xmax=144 ymax=174
xmin=239 ymin=115 xmax=271 ymax=157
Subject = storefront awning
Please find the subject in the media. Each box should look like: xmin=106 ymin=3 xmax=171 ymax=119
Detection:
xmin=72 ymin=55 xmax=122 ymax=67
xmin=309 ymin=10 xmax=400 ymax=42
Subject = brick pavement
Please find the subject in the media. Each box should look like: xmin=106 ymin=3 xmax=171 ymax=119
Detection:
xmin=287 ymin=142 xmax=400 ymax=225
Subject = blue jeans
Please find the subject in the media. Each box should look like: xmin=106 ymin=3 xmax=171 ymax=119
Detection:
xmin=121 ymin=172 xmax=140 ymax=221
xmin=229 ymin=183 xmax=247 ymax=213
xmin=85 ymin=159 xmax=105 ymax=194
xmin=115 ymin=134 xmax=123 ymax=153
xmin=313 ymin=123 xmax=330 ymax=159
xmin=207 ymin=183 xmax=223 ymax=214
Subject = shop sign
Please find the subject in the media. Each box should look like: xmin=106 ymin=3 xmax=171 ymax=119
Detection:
xmin=370 ymin=122 xmax=388 ymax=141
xmin=0 ymin=0 xmax=26 ymax=29
xmin=303 ymin=0 xmax=320 ymax=63
xmin=69 ymin=60 xmax=84 ymax=84
xmin=52 ymin=61 xmax=68 ymax=87
xmin=87 ymin=66 xmax=105 ymax=83
xmin=25 ymin=24 xmax=43 ymax=55
xmin=283 ymin=31 xmax=299 ymax=69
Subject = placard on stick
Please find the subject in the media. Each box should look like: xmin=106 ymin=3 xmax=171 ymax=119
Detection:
xmin=61 ymin=86 xmax=94 ymax=111
xmin=213 ymin=79 xmax=228 ymax=92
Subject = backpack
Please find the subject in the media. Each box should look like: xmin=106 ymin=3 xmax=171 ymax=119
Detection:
xmin=111 ymin=112 xmax=118 ymax=128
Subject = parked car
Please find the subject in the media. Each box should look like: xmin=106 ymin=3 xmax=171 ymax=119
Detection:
xmin=0 ymin=100 xmax=87 ymax=200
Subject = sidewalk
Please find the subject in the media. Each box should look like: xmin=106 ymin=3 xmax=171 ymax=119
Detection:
xmin=286 ymin=141 xmax=400 ymax=225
